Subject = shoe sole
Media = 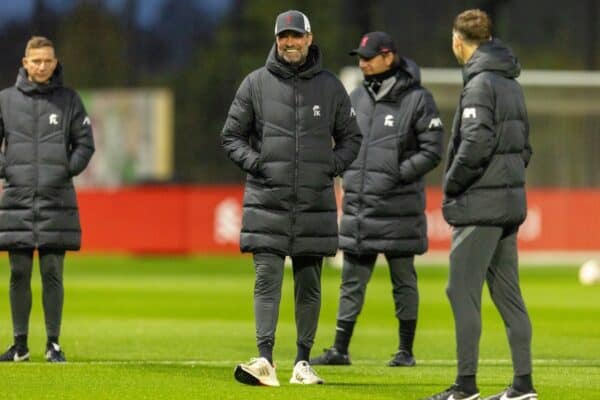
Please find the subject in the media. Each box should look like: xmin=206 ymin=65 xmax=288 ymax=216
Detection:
xmin=483 ymin=394 xmax=537 ymax=400
xmin=388 ymin=361 xmax=416 ymax=367
xmin=290 ymin=378 xmax=324 ymax=384
xmin=234 ymin=365 xmax=279 ymax=387
xmin=310 ymin=360 xmax=351 ymax=366
xmin=0 ymin=353 xmax=30 ymax=362
xmin=234 ymin=365 xmax=261 ymax=386
xmin=46 ymin=354 xmax=66 ymax=362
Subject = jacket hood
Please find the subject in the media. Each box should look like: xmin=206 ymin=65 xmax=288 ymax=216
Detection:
xmin=463 ymin=39 xmax=520 ymax=83
xmin=266 ymin=44 xmax=322 ymax=79
xmin=16 ymin=63 xmax=64 ymax=94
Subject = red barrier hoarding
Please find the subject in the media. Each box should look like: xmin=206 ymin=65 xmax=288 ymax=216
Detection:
xmin=78 ymin=186 xmax=600 ymax=254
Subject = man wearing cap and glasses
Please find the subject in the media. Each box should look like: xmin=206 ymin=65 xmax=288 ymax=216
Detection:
xmin=222 ymin=10 xmax=362 ymax=387
xmin=311 ymin=31 xmax=443 ymax=368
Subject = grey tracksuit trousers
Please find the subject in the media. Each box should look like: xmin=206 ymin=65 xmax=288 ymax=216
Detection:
xmin=9 ymin=249 xmax=65 ymax=337
xmin=337 ymin=252 xmax=418 ymax=322
xmin=447 ymin=226 xmax=532 ymax=376
xmin=253 ymin=253 xmax=322 ymax=353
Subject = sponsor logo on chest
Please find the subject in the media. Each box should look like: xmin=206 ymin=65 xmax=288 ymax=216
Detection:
xmin=313 ymin=105 xmax=321 ymax=117
xmin=49 ymin=113 xmax=59 ymax=125
xmin=384 ymin=114 xmax=395 ymax=127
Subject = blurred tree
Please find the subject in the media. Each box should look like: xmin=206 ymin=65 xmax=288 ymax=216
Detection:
xmin=154 ymin=0 xmax=215 ymax=71
xmin=56 ymin=0 xmax=130 ymax=87
xmin=585 ymin=0 xmax=597 ymax=69
xmin=31 ymin=0 xmax=59 ymax=39
xmin=0 ymin=0 xmax=60 ymax=88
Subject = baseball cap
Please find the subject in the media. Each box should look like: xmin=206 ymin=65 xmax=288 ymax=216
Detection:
xmin=349 ymin=32 xmax=397 ymax=59
xmin=274 ymin=10 xmax=311 ymax=36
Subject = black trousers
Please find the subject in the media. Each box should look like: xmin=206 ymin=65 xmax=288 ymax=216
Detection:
xmin=253 ymin=253 xmax=322 ymax=355
xmin=8 ymin=249 xmax=65 ymax=338
xmin=447 ymin=226 xmax=532 ymax=376
xmin=337 ymin=252 xmax=418 ymax=322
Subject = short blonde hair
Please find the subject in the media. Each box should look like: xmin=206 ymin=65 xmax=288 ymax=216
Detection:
xmin=25 ymin=36 xmax=54 ymax=56
xmin=453 ymin=9 xmax=492 ymax=45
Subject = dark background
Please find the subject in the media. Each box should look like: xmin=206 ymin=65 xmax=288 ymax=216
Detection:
xmin=2 ymin=0 xmax=598 ymax=185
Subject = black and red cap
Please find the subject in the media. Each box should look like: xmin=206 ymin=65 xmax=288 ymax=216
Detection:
xmin=274 ymin=10 xmax=311 ymax=36
xmin=349 ymin=31 xmax=397 ymax=58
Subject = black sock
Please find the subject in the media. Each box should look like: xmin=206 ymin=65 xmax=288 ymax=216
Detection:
xmin=513 ymin=374 xmax=533 ymax=392
xmin=47 ymin=336 xmax=59 ymax=349
xmin=456 ymin=375 xmax=478 ymax=394
xmin=399 ymin=319 xmax=417 ymax=355
xmin=258 ymin=344 xmax=273 ymax=365
xmin=333 ymin=320 xmax=355 ymax=354
xmin=295 ymin=344 xmax=310 ymax=365
xmin=14 ymin=335 xmax=28 ymax=352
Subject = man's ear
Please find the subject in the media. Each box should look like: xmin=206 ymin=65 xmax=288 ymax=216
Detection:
xmin=384 ymin=53 xmax=395 ymax=67
xmin=306 ymin=33 xmax=313 ymax=46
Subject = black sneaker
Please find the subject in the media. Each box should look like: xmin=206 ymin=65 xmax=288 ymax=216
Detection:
xmin=310 ymin=347 xmax=351 ymax=365
xmin=388 ymin=350 xmax=416 ymax=367
xmin=45 ymin=343 xmax=66 ymax=362
xmin=483 ymin=386 xmax=537 ymax=400
xmin=0 ymin=345 xmax=30 ymax=362
xmin=423 ymin=384 xmax=480 ymax=400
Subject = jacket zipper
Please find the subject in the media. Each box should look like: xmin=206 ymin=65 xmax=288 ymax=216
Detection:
xmin=290 ymin=76 xmax=299 ymax=254
xmin=357 ymin=101 xmax=375 ymax=248
xmin=33 ymin=96 xmax=39 ymax=248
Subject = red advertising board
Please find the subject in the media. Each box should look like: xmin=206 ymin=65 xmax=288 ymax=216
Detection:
xmin=77 ymin=186 xmax=600 ymax=254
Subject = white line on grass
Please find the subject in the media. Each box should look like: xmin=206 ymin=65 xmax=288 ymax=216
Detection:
xmin=7 ymin=359 xmax=599 ymax=366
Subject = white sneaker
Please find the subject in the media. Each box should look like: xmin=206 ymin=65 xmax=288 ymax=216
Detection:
xmin=289 ymin=360 xmax=324 ymax=384
xmin=234 ymin=357 xmax=280 ymax=387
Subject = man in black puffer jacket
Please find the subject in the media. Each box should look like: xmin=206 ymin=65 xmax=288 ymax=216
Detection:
xmin=311 ymin=32 xmax=443 ymax=368
xmin=425 ymin=10 xmax=536 ymax=400
xmin=222 ymin=10 xmax=362 ymax=387
xmin=0 ymin=37 xmax=94 ymax=363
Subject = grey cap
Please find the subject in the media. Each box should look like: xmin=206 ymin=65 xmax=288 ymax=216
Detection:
xmin=274 ymin=10 xmax=311 ymax=36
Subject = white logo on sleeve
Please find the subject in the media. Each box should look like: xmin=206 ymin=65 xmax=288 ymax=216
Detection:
xmin=462 ymin=107 xmax=477 ymax=119
xmin=49 ymin=114 xmax=59 ymax=125
xmin=82 ymin=116 xmax=91 ymax=126
xmin=428 ymin=117 xmax=443 ymax=129
xmin=384 ymin=114 xmax=395 ymax=127
xmin=313 ymin=105 xmax=321 ymax=117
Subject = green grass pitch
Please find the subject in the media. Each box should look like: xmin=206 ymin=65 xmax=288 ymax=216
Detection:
xmin=0 ymin=254 xmax=598 ymax=399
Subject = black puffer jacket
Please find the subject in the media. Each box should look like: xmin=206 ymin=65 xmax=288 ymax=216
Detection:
xmin=442 ymin=39 xmax=531 ymax=227
xmin=339 ymin=58 xmax=443 ymax=256
xmin=221 ymin=45 xmax=362 ymax=256
xmin=0 ymin=65 xmax=95 ymax=250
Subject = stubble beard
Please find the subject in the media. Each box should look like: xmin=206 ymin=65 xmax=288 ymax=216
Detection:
xmin=279 ymin=48 xmax=308 ymax=66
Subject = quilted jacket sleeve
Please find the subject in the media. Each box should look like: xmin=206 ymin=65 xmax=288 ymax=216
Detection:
xmin=68 ymin=93 xmax=95 ymax=176
xmin=399 ymin=90 xmax=443 ymax=183
xmin=221 ymin=76 xmax=261 ymax=176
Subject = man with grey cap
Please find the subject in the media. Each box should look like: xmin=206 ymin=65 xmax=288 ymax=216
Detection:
xmin=311 ymin=31 xmax=443 ymax=367
xmin=222 ymin=9 xmax=361 ymax=386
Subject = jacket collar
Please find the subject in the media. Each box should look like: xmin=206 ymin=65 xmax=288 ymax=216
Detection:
xmin=364 ymin=57 xmax=421 ymax=102
xmin=16 ymin=63 xmax=63 ymax=94
xmin=462 ymin=38 xmax=520 ymax=84
xmin=266 ymin=44 xmax=322 ymax=79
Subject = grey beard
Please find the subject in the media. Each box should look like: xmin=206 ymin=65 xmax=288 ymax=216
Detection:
xmin=278 ymin=51 xmax=307 ymax=67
